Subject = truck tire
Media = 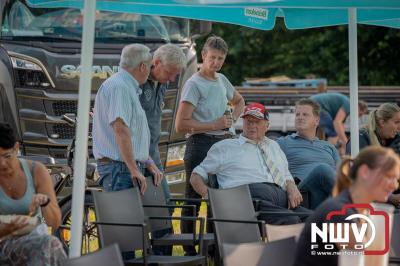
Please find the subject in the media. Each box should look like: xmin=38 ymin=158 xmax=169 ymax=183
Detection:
xmin=53 ymin=193 xmax=98 ymax=254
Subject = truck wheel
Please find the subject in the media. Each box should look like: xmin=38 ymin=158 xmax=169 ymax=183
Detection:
xmin=53 ymin=194 xmax=98 ymax=254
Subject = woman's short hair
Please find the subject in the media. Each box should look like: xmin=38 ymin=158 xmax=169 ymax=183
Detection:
xmin=153 ymin=44 xmax=186 ymax=70
xmin=0 ymin=123 xmax=16 ymax=149
xmin=202 ymin=35 xmax=228 ymax=55
xmin=119 ymin=44 xmax=152 ymax=69
xmin=366 ymin=103 xmax=400 ymax=145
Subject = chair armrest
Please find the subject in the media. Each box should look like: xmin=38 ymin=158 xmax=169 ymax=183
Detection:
xmin=256 ymin=210 xmax=312 ymax=219
xmin=208 ymin=218 xmax=266 ymax=241
xmin=149 ymin=216 xmax=206 ymax=254
xmin=143 ymin=204 xmax=196 ymax=216
xmin=169 ymin=198 xmax=209 ymax=204
xmin=93 ymin=221 xmax=146 ymax=227
xmin=168 ymin=198 xmax=208 ymax=218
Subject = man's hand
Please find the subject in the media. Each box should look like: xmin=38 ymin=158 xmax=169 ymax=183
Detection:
xmin=286 ymin=181 xmax=302 ymax=209
xmin=146 ymin=161 xmax=163 ymax=186
xmin=130 ymin=167 xmax=147 ymax=195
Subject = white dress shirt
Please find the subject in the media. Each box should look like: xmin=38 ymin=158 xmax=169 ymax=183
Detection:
xmin=193 ymin=134 xmax=294 ymax=189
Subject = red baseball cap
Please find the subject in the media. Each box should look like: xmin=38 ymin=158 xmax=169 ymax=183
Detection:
xmin=241 ymin=103 xmax=269 ymax=120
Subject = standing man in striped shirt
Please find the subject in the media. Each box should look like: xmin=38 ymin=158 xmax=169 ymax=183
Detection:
xmin=93 ymin=44 xmax=162 ymax=195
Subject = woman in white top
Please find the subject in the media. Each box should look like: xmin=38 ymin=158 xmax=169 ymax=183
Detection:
xmin=175 ymin=35 xmax=244 ymax=255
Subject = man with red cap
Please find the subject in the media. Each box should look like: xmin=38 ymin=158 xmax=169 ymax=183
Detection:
xmin=190 ymin=103 xmax=311 ymax=225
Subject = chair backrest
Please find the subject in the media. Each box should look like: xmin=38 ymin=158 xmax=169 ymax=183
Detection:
xmin=390 ymin=211 xmax=400 ymax=258
xmin=62 ymin=243 xmax=124 ymax=266
xmin=141 ymin=176 xmax=171 ymax=232
xmin=223 ymin=237 xmax=297 ymax=266
xmin=92 ymin=188 xmax=148 ymax=253
xmin=208 ymin=185 xmax=261 ymax=257
xmin=265 ymin=223 xmax=305 ymax=243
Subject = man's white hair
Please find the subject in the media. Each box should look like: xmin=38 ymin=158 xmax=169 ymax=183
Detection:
xmin=119 ymin=44 xmax=152 ymax=69
xmin=153 ymin=44 xmax=186 ymax=70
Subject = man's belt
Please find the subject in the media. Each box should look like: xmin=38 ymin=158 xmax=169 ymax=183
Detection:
xmin=97 ymin=157 xmax=145 ymax=169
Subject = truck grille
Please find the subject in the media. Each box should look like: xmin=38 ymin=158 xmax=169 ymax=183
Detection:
xmin=52 ymin=101 xmax=94 ymax=116
xmin=52 ymin=123 xmax=93 ymax=139
xmin=52 ymin=101 xmax=77 ymax=116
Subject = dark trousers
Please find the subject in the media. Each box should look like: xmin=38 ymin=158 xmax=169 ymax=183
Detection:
xmin=181 ymin=134 xmax=223 ymax=255
xmin=248 ymin=183 xmax=312 ymax=225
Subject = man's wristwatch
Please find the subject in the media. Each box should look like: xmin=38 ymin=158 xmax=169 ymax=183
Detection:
xmin=144 ymin=159 xmax=154 ymax=166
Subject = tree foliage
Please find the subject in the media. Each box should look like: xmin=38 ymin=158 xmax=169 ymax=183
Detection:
xmin=195 ymin=20 xmax=400 ymax=86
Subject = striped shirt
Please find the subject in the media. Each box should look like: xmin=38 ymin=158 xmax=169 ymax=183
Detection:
xmin=93 ymin=69 xmax=150 ymax=161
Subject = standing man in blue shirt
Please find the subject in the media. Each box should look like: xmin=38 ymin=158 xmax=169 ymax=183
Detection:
xmin=139 ymin=44 xmax=186 ymax=204
xmin=139 ymin=44 xmax=185 ymax=256
xmin=277 ymin=98 xmax=340 ymax=209
xmin=93 ymin=44 xmax=162 ymax=195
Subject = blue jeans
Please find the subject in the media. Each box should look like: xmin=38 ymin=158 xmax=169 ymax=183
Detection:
xmin=319 ymin=110 xmax=337 ymax=138
xmin=298 ymin=163 xmax=336 ymax=209
xmin=97 ymin=160 xmax=141 ymax=192
xmin=97 ymin=160 xmax=145 ymax=260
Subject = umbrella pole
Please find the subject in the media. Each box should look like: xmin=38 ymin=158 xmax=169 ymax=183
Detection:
xmin=69 ymin=0 xmax=96 ymax=258
xmin=348 ymin=8 xmax=360 ymax=157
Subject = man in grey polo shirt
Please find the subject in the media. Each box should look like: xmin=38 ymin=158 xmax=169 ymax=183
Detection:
xmin=93 ymin=44 xmax=162 ymax=194
xmin=190 ymin=103 xmax=310 ymax=225
xmin=277 ymin=98 xmax=340 ymax=209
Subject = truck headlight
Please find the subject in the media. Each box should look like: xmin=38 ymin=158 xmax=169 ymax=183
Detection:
xmin=165 ymin=171 xmax=186 ymax=185
xmin=9 ymin=52 xmax=55 ymax=88
xmin=11 ymin=56 xmax=43 ymax=71
xmin=165 ymin=143 xmax=186 ymax=167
